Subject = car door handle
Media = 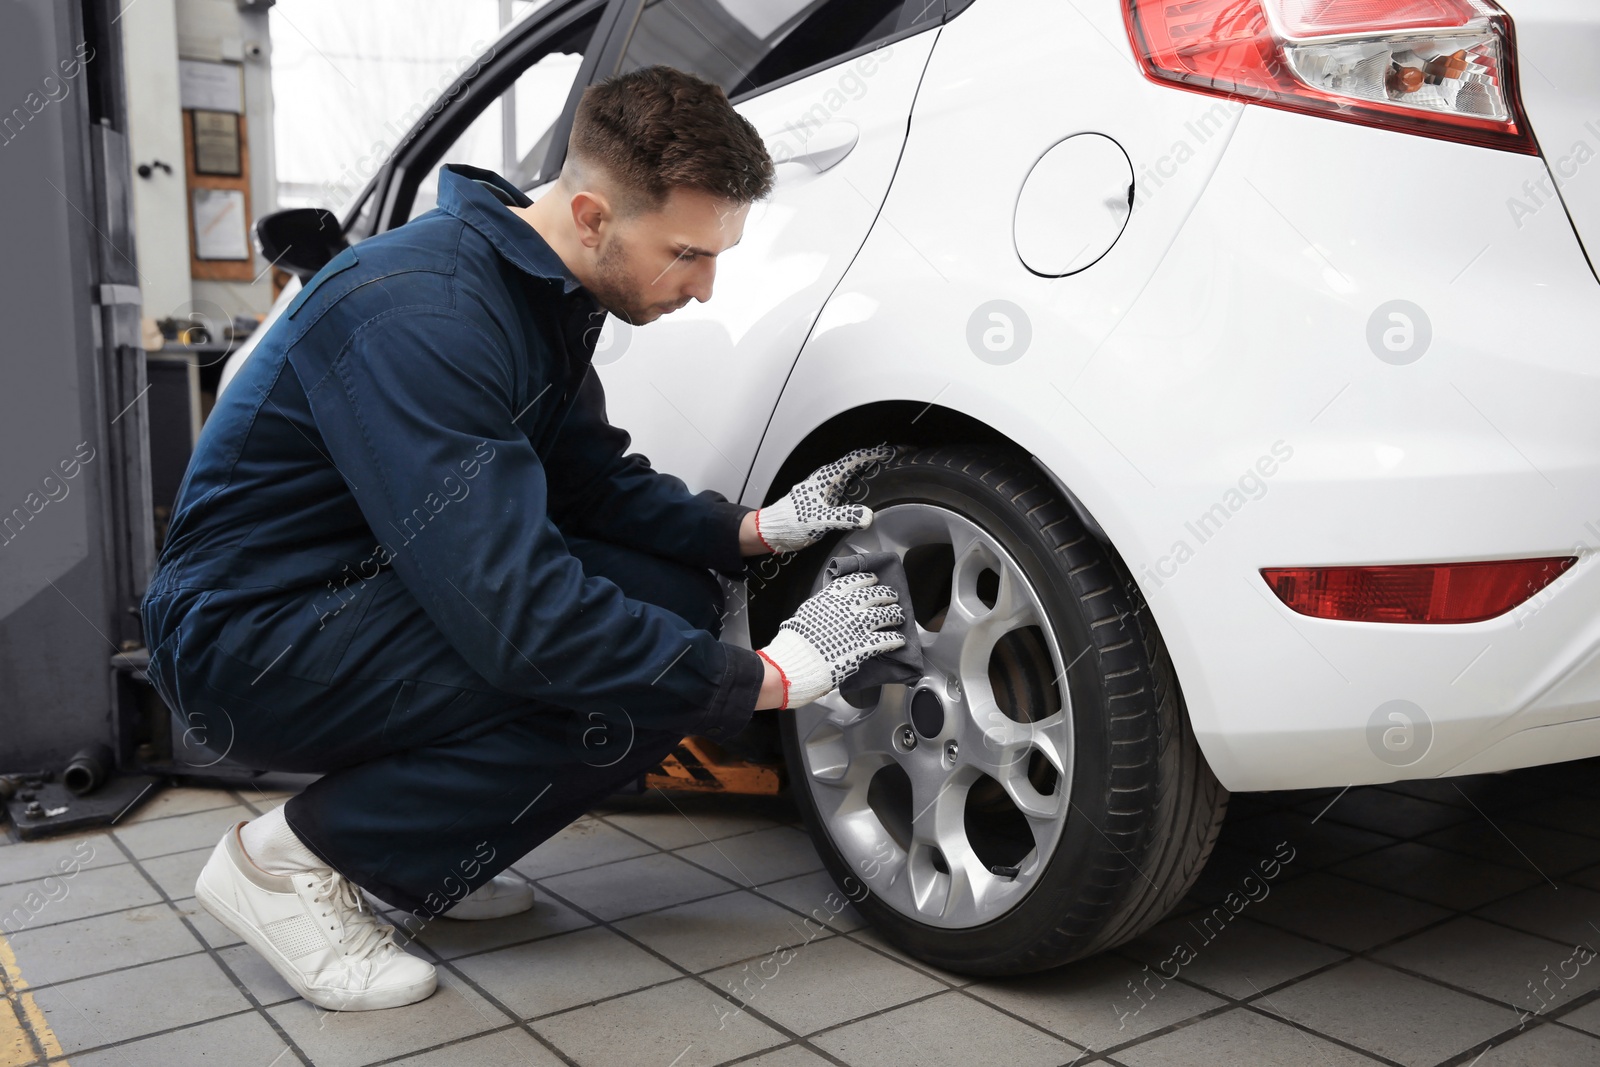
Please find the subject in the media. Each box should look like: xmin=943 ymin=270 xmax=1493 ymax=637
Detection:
xmin=768 ymin=121 xmax=859 ymax=173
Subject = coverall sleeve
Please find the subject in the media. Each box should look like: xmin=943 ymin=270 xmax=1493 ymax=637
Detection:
xmin=290 ymin=305 xmax=764 ymax=739
xmin=543 ymin=363 xmax=756 ymax=577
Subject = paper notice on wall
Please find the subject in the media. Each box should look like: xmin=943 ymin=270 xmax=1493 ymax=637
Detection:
xmin=192 ymin=188 xmax=250 ymax=261
xmin=179 ymin=59 xmax=243 ymax=113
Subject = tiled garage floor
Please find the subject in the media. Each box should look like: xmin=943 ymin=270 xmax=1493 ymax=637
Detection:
xmin=6 ymin=760 xmax=1600 ymax=1067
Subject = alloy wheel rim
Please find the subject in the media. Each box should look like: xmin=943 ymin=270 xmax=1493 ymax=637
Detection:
xmin=797 ymin=502 xmax=1074 ymax=928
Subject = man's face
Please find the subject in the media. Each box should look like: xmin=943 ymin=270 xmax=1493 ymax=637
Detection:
xmin=585 ymin=186 xmax=749 ymax=326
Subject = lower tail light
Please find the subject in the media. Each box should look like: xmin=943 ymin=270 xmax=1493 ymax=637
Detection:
xmin=1123 ymin=0 xmax=1536 ymax=153
xmin=1261 ymin=556 xmax=1576 ymax=623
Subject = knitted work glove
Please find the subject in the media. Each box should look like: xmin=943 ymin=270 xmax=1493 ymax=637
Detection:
xmin=758 ymin=572 xmax=906 ymax=709
xmin=753 ymin=444 xmax=894 ymax=554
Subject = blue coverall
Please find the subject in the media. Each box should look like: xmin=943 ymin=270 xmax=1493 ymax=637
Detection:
xmin=140 ymin=164 xmax=767 ymax=919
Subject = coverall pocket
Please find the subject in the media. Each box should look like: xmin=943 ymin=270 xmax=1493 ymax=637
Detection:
xmin=380 ymin=679 xmax=481 ymax=750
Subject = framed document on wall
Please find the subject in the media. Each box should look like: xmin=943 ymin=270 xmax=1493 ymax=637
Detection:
xmin=182 ymin=105 xmax=255 ymax=281
xmin=192 ymin=110 xmax=242 ymax=177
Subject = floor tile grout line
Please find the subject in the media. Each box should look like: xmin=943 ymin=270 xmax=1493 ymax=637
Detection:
xmin=38 ymin=1006 xmax=263 ymax=1064
xmin=590 ymin=807 xmax=803 ymax=854
xmin=392 ymin=874 xmax=803 ymax=1067
xmin=513 ymin=831 xmax=832 ymax=926
xmin=763 ymin=907 xmax=1122 ymax=1058
xmin=395 ymin=909 xmax=603 ymax=964
xmin=1325 ymin=849 xmax=1557 ymax=899
xmin=1303 ymin=798 xmax=1600 ymax=875
xmin=1087 ymin=990 xmax=1409 ymax=1067
xmin=1084 ymin=943 xmax=1395 ymax=1065
xmin=348 ymin=895 xmax=587 ymax=1067
xmin=411 ymin=851 xmax=842 ymax=967
xmin=1541 ymin=1002 xmax=1600 ymax=1043
xmin=28 ymin=969 xmax=147 ymax=1067
xmin=1094 ymin=940 xmax=1446 ymax=1067
xmin=1093 ymin=842 xmax=1595 ymax=1062
xmin=1313 ymin=809 xmax=1600 ymax=875
xmin=99 ymin=831 xmax=316 ymax=1067
xmin=1073 ymin=943 xmax=1411 ymax=1066
xmin=522 ymin=849 xmax=832 ymax=913
xmin=1159 ymin=901 xmax=1596 ymax=1053
xmin=1213 ymin=817 xmax=1600 ymax=936
xmin=643 ymin=786 xmax=786 ymax=891
xmin=530 ymin=830 xmax=749 ymax=897
xmin=520 ymin=874 xmax=860 ymax=1066
xmin=0 ymin=895 xmax=171 ymax=937
xmin=355 ymin=1020 xmax=529 ymax=1067
xmin=714 ymin=1038 xmax=811 ymax=1066
xmin=1234 ymin=1002 xmax=1414 ymax=1067
xmin=0 ymin=855 xmax=134 ymax=891
xmin=793 ymin=985 xmax=984 ymax=1040
xmin=414 ymin=892 xmax=847 ymax=978
xmin=384 ymin=962 xmax=582 ymax=1067
xmin=1218 ymin=897 xmax=1580 ymax=1017
xmin=1427 ymin=985 xmax=1600 ymax=1066
xmin=12 ymin=947 xmax=213 ymax=994
xmin=1169 ymin=884 xmax=1600 ymax=1038
xmin=643 ymin=847 xmax=825 ymax=899
xmin=516 ymin=970 xmax=716 ymax=1025
xmin=1252 ymin=860 xmax=1595 ymax=954
xmin=526 ymin=875 xmax=747 ymax=925
xmin=1225 ymin=863 xmax=1600 ymax=999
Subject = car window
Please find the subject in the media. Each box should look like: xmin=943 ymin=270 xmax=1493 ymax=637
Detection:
xmin=410 ymin=47 xmax=589 ymax=217
xmin=616 ymin=0 xmax=939 ymax=101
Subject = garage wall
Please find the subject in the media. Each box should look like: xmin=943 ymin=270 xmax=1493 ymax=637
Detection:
xmin=174 ymin=0 xmax=277 ymax=318
xmin=121 ymin=0 xmax=191 ymax=321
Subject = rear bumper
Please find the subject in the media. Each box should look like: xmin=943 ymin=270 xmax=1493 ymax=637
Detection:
xmin=1087 ymin=104 xmax=1600 ymax=791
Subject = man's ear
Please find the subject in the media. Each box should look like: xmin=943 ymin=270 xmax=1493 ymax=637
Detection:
xmin=568 ymin=189 xmax=611 ymax=250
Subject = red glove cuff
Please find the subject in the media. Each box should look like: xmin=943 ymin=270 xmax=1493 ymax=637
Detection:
xmin=753 ymin=509 xmax=776 ymax=554
xmin=756 ymin=649 xmax=789 ymax=710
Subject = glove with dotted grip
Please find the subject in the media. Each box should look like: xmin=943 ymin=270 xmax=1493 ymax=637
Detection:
xmin=757 ymin=572 xmax=906 ymax=709
xmin=752 ymin=444 xmax=894 ymax=554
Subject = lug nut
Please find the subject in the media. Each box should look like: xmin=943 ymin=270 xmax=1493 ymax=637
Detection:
xmin=898 ymin=725 xmax=917 ymax=750
xmin=944 ymin=740 xmax=959 ymax=763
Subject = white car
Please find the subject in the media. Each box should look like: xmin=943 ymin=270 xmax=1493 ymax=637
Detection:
xmin=227 ymin=0 xmax=1600 ymax=975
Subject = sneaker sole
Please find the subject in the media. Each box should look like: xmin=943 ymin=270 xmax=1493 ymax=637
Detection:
xmin=196 ymin=854 xmax=437 ymax=1012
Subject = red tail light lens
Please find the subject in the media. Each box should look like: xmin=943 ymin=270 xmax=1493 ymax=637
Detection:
xmin=1123 ymin=0 xmax=1536 ymax=153
xmin=1261 ymin=557 xmax=1576 ymax=623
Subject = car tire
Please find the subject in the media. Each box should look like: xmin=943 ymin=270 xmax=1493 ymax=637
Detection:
xmin=778 ymin=444 xmax=1228 ymax=975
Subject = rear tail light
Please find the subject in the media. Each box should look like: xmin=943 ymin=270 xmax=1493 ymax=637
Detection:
xmin=1261 ymin=556 xmax=1576 ymax=623
xmin=1124 ymin=0 xmax=1536 ymax=153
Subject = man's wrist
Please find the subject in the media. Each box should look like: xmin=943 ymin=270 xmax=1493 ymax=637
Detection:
xmin=739 ymin=508 xmax=775 ymax=556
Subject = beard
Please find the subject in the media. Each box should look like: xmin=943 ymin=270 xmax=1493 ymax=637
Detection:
xmin=585 ymin=230 xmax=653 ymax=325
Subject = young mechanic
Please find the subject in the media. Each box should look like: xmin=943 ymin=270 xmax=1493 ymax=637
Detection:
xmin=140 ymin=65 xmax=906 ymax=1011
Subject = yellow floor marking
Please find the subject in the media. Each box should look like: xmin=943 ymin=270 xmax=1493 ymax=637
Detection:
xmin=0 ymin=933 xmax=65 ymax=1066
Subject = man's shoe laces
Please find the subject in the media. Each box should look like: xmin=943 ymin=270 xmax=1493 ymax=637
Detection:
xmin=307 ymin=869 xmax=398 ymax=971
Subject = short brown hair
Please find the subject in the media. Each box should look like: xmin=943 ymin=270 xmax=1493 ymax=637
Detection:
xmin=567 ymin=65 xmax=775 ymax=214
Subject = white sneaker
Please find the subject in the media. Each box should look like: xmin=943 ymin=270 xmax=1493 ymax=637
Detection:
xmin=442 ymin=873 xmax=535 ymax=921
xmin=195 ymin=822 xmax=436 ymax=1011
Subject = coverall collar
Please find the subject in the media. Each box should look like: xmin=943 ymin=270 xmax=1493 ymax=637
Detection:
xmin=437 ymin=163 xmax=586 ymax=296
